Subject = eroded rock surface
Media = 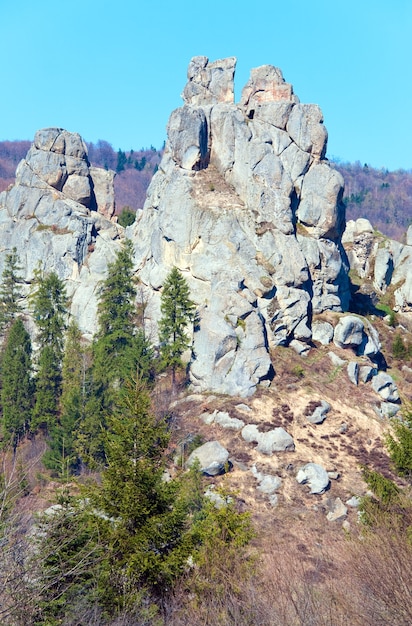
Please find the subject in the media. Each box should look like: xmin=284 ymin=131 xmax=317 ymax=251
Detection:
xmin=0 ymin=128 xmax=122 ymax=338
xmin=132 ymin=56 xmax=350 ymax=396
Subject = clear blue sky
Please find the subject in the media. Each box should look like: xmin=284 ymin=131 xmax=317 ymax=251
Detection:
xmin=1 ymin=0 xmax=411 ymax=171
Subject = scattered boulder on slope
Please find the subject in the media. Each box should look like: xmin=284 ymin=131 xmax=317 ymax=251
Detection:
xmin=186 ymin=441 xmax=230 ymax=476
xmin=296 ymin=463 xmax=330 ymax=494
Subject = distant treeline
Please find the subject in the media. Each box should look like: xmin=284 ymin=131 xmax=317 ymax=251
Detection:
xmin=1 ymin=140 xmax=411 ymax=241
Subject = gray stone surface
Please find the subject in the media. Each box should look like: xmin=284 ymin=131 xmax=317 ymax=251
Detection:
xmin=326 ymin=497 xmax=348 ymax=522
xmin=312 ymin=320 xmax=334 ymax=345
xmin=0 ymin=128 xmax=121 ymax=340
xmin=371 ymin=372 xmax=400 ymax=403
xmin=296 ymin=463 xmax=330 ymax=494
xmin=186 ymin=441 xmax=230 ymax=476
xmin=132 ymin=57 xmax=350 ymax=396
xmin=359 ymin=365 xmax=377 ymax=383
xmin=307 ymin=400 xmax=331 ymax=424
xmin=242 ymin=424 xmax=294 ymax=454
xmin=347 ymin=362 xmax=359 ymax=385
xmin=333 ymin=316 xmax=365 ymax=349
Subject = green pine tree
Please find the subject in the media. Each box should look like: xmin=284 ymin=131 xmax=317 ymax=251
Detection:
xmin=43 ymin=321 xmax=88 ymax=475
xmin=386 ymin=407 xmax=412 ymax=481
xmin=87 ymin=378 xmax=197 ymax=608
xmin=159 ymin=267 xmax=195 ymax=392
xmin=30 ymin=270 xmax=68 ymax=432
xmin=0 ymin=247 xmax=24 ymax=335
xmin=81 ymin=240 xmax=154 ymax=466
xmin=1 ymin=318 xmax=33 ymax=447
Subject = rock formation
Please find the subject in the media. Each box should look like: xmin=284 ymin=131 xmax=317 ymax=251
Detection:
xmin=0 ymin=128 xmax=123 ymax=338
xmin=132 ymin=56 xmax=349 ymax=396
xmin=0 ymin=59 xmax=353 ymax=397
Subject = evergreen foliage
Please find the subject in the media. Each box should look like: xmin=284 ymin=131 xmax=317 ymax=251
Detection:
xmin=33 ymin=379 xmax=253 ymax=623
xmin=386 ymin=407 xmax=412 ymax=481
xmin=159 ymin=267 xmax=195 ymax=390
xmin=30 ymin=269 xmax=68 ymax=353
xmin=118 ymin=205 xmax=136 ymax=227
xmin=30 ymin=270 xmax=68 ymax=432
xmin=392 ymin=333 xmax=410 ymax=359
xmin=0 ymin=247 xmax=24 ymax=334
xmin=1 ymin=318 xmax=33 ymax=446
xmin=43 ymin=321 xmax=88 ymax=475
xmin=80 ymin=240 xmax=154 ymax=466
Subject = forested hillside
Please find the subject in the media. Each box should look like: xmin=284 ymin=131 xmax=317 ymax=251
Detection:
xmin=334 ymin=161 xmax=412 ymax=240
xmin=1 ymin=140 xmax=411 ymax=240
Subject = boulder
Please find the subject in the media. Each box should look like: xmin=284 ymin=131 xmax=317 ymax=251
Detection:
xmin=307 ymin=400 xmax=331 ymax=424
xmin=326 ymin=497 xmax=348 ymax=522
xmin=186 ymin=441 xmax=230 ymax=476
xmin=312 ymin=320 xmax=334 ymax=345
xmin=371 ymin=372 xmax=400 ymax=403
xmin=359 ymin=365 xmax=377 ymax=383
xmin=347 ymin=362 xmax=359 ymax=385
xmin=296 ymin=463 xmax=330 ymax=494
xmin=333 ymin=316 xmax=364 ymax=350
xmin=256 ymin=427 xmax=295 ymax=454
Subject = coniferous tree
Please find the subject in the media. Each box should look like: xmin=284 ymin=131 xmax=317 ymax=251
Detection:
xmin=30 ymin=270 xmax=68 ymax=431
xmin=80 ymin=240 xmax=153 ymax=465
xmin=1 ymin=318 xmax=33 ymax=447
xmin=0 ymin=247 xmax=24 ymax=335
xmin=43 ymin=321 xmax=88 ymax=475
xmin=159 ymin=267 xmax=195 ymax=392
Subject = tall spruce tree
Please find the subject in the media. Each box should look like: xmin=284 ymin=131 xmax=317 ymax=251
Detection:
xmin=80 ymin=240 xmax=153 ymax=466
xmin=0 ymin=247 xmax=24 ymax=335
xmin=43 ymin=321 xmax=87 ymax=475
xmin=1 ymin=318 xmax=33 ymax=447
xmin=159 ymin=267 xmax=195 ymax=392
xmin=30 ymin=270 xmax=68 ymax=431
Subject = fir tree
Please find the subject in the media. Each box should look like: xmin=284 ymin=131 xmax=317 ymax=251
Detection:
xmin=0 ymin=247 xmax=24 ymax=335
xmin=81 ymin=240 xmax=154 ymax=465
xmin=87 ymin=378 xmax=197 ymax=607
xmin=30 ymin=270 xmax=68 ymax=431
xmin=1 ymin=318 xmax=33 ymax=447
xmin=159 ymin=267 xmax=195 ymax=392
xmin=43 ymin=321 xmax=88 ymax=475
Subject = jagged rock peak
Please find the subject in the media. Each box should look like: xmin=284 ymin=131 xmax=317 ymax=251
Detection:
xmin=0 ymin=128 xmax=123 ymax=339
xmin=132 ymin=56 xmax=350 ymax=396
xmin=16 ymin=128 xmax=115 ymax=219
xmin=182 ymin=56 xmax=236 ymax=105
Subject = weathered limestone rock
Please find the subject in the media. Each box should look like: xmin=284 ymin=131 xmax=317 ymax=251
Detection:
xmin=186 ymin=441 xmax=230 ymax=476
xmin=326 ymin=497 xmax=348 ymax=522
xmin=333 ymin=316 xmax=365 ymax=349
xmin=307 ymin=400 xmax=331 ymax=424
xmin=296 ymin=463 xmax=330 ymax=494
xmin=371 ymin=373 xmax=400 ymax=403
xmin=312 ymin=320 xmax=334 ymax=345
xmin=347 ymin=362 xmax=359 ymax=385
xmin=132 ymin=57 xmax=350 ymax=396
xmin=359 ymin=365 xmax=377 ymax=383
xmin=182 ymin=56 xmax=236 ymax=105
xmin=0 ymin=129 xmax=121 ymax=339
xmin=241 ymin=424 xmax=294 ymax=454
xmin=333 ymin=315 xmax=381 ymax=357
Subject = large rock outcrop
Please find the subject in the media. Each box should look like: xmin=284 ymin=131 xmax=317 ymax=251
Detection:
xmin=0 ymin=128 xmax=122 ymax=338
xmin=132 ymin=56 xmax=350 ymax=396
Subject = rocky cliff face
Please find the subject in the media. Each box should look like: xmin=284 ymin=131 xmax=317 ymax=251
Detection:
xmin=132 ymin=56 xmax=350 ymax=396
xmin=0 ymin=59 xmax=352 ymax=396
xmin=0 ymin=128 xmax=123 ymax=338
